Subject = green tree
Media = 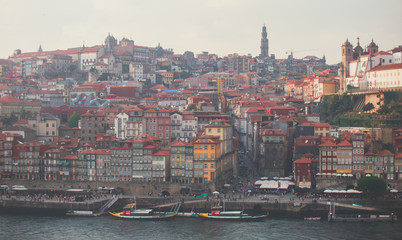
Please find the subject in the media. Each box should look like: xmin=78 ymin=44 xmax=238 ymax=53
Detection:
xmin=362 ymin=103 xmax=374 ymax=112
xmin=68 ymin=112 xmax=81 ymax=128
xmin=185 ymin=105 xmax=197 ymax=111
xmin=1 ymin=112 xmax=18 ymax=127
xmin=357 ymin=176 xmax=387 ymax=198
xmin=20 ymin=109 xmax=34 ymax=119
xmin=98 ymin=73 xmax=112 ymax=81
xmin=68 ymin=64 xmax=78 ymax=72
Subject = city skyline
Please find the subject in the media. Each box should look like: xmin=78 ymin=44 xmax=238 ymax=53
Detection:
xmin=1 ymin=0 xmax=401 ymax=65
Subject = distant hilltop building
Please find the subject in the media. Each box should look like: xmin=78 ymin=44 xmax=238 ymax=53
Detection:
xmin=260 ymin=25 xmax=269 ymax=58
xmin=340 ymin=38 xmax=402 ymax=91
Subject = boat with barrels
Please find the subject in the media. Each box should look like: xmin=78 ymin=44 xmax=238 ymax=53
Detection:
xmin=196 ymin=206 xmax=268 ymax=221
xmin=109 ymin=203 xmax=177 ymax=220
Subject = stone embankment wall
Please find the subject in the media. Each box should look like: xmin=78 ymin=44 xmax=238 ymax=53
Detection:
xmin=0 ymin=179 xmax=215 ymax=196
xmin=316 ymin=178 xmax=357 ymax=189
xmin=316 ymin=178 xmax=402 ymax=190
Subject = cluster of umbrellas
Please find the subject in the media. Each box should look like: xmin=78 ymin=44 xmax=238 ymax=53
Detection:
xmin=255 ymin=180 xmax=295 ymax=190
xmin=323 ymin=189 xmax=362 ymax=194
xmin=316 ymin=173 xmax=354 ymax=177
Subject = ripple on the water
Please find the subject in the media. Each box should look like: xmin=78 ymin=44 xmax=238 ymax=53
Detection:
xmin=1 ymin=214 xmax=402 ymax=240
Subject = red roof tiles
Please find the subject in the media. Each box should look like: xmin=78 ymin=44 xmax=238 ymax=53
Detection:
xmin=294 ymin=158 xmax=312 ymax=164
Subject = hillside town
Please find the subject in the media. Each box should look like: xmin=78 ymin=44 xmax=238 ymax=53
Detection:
xmin=0 ymin=26 xmax=401 ymax=193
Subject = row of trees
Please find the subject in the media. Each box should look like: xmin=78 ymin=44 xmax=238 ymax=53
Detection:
xmin=357 ymin=176 xmax=387 ymax=198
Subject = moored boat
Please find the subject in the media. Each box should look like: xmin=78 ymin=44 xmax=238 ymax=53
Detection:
xmin=109 ymin=203 xmax=177 ymax=220
xmin=196 ymin=206 xmax=268 ymax=221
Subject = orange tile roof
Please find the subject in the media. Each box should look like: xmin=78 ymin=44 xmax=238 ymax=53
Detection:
xmin=319 ymin=141 xmax=337 ymax=147
xmin=294 ymin=158 xmax=312 ymax=164
xmin=0 ymin=96 xmax=21 ymax=103
xmin=153 ymin=151 xmax=170 ymax=156
xmin=378 ymin=149 xmax=393 ymax=155
xmin=337 ymin=140 xmax=352 ymax=147
xmin=0 ymin=85 xmax=13 ymax=91
xmin=368 ymin=63 xmax=402 ymax=72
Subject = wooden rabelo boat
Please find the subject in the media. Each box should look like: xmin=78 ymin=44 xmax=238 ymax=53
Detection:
xmin=196 ymin=206 xmax=268 ymax=221
xmin=109 ymin=203 xmax=177 ymax=220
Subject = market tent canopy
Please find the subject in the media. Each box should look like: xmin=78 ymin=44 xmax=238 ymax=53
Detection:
xmin=254 ymin=180 xmax=264 ymax=185
xmin=66 ymin=189 xmax=84 ymax=192
xmin=258 ymin=180 xmax=295 ymax=190
xmin=324 ymin=189 xmax=362 ymax=194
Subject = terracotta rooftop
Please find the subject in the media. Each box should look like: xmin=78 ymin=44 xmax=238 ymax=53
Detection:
xmin=294 ymin=158 xmax=312 ymax=164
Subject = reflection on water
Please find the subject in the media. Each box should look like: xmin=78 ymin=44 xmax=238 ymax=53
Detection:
xmin=1 ymin=214 xmax=402 ymax=240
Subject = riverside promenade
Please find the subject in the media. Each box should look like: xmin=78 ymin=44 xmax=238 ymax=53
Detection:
xmin=2 ymin=191 xmax=401 ymax=218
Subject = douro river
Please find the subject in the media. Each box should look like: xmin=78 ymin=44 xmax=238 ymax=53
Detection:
xmin=1 ymin=213 xmax=402 ymax=239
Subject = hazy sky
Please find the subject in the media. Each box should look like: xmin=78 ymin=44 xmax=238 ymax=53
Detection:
xmin=1 ymin=0 xmax=401 ymax=64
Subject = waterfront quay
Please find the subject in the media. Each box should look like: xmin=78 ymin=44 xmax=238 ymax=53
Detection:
xmin=2 ymin=190 xmax=402 ymax=219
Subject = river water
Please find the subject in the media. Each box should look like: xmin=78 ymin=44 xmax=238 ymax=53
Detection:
xmin=1 ymin=213 xmax=402 ymax=240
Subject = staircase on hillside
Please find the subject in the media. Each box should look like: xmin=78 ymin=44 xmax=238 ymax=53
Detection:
xmin=353 ymin=95 xmax=365 ymax=112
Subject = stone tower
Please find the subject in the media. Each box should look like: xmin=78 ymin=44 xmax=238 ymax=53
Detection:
xmin=340 ymin=39 xmax=353 ymax=92
xmin=260 ymin=25 xmax=269 ymax=58
xmin=353 ymin=37 xmax=364 ymax=59
xmin=105 ymin=33 xmax=117 ymax=50
xmin=366 ymin=39 xmax=378 ymax=56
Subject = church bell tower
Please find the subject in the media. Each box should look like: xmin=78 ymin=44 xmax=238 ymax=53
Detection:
xmin=260 ymin=25 xmax=269 ymax=58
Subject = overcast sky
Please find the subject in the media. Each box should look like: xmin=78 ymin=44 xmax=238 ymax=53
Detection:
xmin=1 ymin=0 xmax=401 ymax=64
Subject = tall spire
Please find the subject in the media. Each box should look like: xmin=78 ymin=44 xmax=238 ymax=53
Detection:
xmin=260 ymin=25 xmax=269 ymax=58
xmin=38 ymin=45 xmax=43 ymax=52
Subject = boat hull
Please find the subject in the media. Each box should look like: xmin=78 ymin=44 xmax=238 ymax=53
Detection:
xmin=196 ymin=213 xmax=268 ymax=221
xmin=109 ymin=211 xmax=177 ymax=220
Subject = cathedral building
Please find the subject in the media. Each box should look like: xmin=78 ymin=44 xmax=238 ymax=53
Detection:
xmin=340 ymin=38 xmax=379 ymax=91
xmin=340 ymin=38 xmax=402 ymax=92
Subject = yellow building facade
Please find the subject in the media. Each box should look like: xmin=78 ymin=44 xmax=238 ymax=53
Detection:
xmin=193 ymin=135 xmax=221 ymax=182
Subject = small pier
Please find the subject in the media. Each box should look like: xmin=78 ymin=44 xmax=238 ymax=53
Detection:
xmin=327 ymin=202 xmax=397 ymax=222
xmin=66 ymin=196 xmax=120 ymax=216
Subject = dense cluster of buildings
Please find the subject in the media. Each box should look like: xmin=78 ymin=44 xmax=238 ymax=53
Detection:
xmin=0 ymin=117 xmax=236 ymax=184
xmin=293 ymin=128 xmax=402 ymax=188
xmin=0 ymin=26 xmax=401 ymax=190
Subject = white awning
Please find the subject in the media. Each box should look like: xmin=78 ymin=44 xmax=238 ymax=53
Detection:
xmin=66 ymin=189 xmax=84 ymax=192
